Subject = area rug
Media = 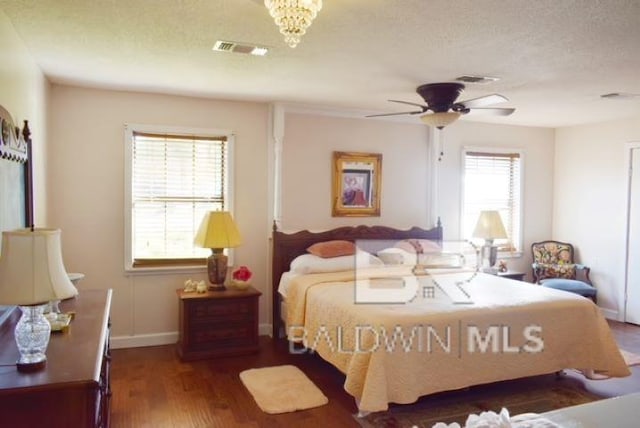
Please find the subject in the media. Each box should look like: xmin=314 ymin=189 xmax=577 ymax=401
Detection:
xmin=354 ymin=382 xmax=602 ymax=428
xmin=621 ymin=349 xmax=640 ymax=367
xmin=239 ymin=365 xmax=328 ymax=414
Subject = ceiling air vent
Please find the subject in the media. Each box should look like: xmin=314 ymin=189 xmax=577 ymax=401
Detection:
xmin=212 ymin=40 xmax=268 ymax=56
xmin=455 ymin=75 xmax=500 ymax=84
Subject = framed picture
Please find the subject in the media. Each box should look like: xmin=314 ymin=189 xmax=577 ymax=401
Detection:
xmin=332 ymin=151 xmax=382 ymax=217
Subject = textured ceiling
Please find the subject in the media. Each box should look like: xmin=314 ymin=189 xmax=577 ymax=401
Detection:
xmin=2 ymin=0 xmax=639 ymax=128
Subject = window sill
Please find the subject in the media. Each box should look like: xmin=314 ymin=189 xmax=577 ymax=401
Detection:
xmin=498 ymin=251 xmax=523 ymax=260
xmin=124 ymin=265 xmax=207 ymax=276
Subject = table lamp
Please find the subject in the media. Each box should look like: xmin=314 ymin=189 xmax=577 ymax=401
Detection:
xmin=472 ymin=210 xmax=508 ymax=272
xmin=194 ymin=211 xmax=242 ymax=291
xmin=0 ymin=228 xmax=78 ymax=372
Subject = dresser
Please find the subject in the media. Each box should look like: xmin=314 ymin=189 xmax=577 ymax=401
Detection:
xmin=176 ymin=287 xmax=261 ymax=360
xmin=0 ymin=289 xmax=112 ymax=428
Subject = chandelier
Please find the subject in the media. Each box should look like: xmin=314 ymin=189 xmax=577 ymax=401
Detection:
xmin=264 ymin=0 xmax=323 ymax=48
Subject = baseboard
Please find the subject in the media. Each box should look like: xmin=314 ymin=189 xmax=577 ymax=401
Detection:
xmin=111 ymin=332 xmax=179 ymax=349
xmin=259 ymin=323 xmax=272 ymax=337
xmin=112 ymin=326 xmax=273 ymax=349
xmin=111 ymin=309 xmax=622 ymax=349
xmin=599 ymin=307 xmax=619 ymax=321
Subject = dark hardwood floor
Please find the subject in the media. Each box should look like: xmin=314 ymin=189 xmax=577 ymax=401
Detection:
xmin=110 ymin=320 xmax=640 ymax=428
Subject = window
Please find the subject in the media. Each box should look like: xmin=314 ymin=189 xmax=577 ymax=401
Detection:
xmin=124 ymin=125 xmax=233 ymax=270
xmin=462 ymin=149 xmax=522 ymax=253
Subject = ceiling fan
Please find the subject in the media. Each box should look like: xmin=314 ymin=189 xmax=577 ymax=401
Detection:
xmin=367 ymin=82 xmax=515 ymax=129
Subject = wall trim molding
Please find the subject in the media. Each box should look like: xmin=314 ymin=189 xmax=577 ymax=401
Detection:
xmin=259 ymin=323 xmax=272 ymax=337
xmin=111 ymin=332 xmax=179 ymax=349
xmin=623 ymin=141 xmax=640 ymax=324
xmin=599 ymin=307 xmax=619 ymax=321
xmin=111 ymin=324 xmax=274 ymax=349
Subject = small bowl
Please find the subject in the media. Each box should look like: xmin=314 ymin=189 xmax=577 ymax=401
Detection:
xmin=232 ymin=280 xmax=251 ymax=290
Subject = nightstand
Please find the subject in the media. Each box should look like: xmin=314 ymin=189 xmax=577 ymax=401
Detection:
xmin=496 ymin=270 xmax=526 ymax=281
xmin=176 ymin=286 xmax=261 ymax=361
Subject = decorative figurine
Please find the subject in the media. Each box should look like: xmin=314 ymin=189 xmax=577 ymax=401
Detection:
xmin=183 ymin=279 xmax=196 ymax=292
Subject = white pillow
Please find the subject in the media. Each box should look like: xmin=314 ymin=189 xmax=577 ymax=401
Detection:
xmin=290 ymin=251 xmax=383 ymax=274
xmin=277 ymin=271 xmax=301 ymax=298
xmin=420 ymin=253 xmax=464 ymax=268
xmin=377 ymin=247 xmax=464 ymax=268
xmin=377 ymin=247 xmax=415 ymax=265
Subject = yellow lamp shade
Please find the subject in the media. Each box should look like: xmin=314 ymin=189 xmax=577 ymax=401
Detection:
xmin=194 ymin=211 xmax=242 ymax=249
xmin=472 ymin=210 xmax=508 ymax=240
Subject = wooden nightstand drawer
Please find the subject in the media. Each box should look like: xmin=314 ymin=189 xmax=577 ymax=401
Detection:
xmin=191 ymin=311 xmax=254 ymax=325
xmin=176 ymin=287 xmax=262 ymax=361
xmin=190 ymin=324 xmax=257 ymax=349
xmin=190 ymin=299 xmax=253 ymax=321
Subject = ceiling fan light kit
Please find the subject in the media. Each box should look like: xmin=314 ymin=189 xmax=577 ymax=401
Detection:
xmin=420 ymin=112 xmax=462 ymax=129
xmin=367 ymin=82 xmax=515 ymax=128
xmin=264 ymin=0 xmax=323 ymax=48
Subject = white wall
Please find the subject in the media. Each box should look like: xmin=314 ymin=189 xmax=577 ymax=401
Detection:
xmin=48 ymin=85 xmax=270 ymax=346
xmin=282 ymin=113 xmax=556 ymax=277
xmin=554 ymin=116 xmax=640 ymax=319
xmin=438 ymin=121 xmax=556 ymax=275
xmin=281 ymin=113 xmax=433 ymax=230
xmin=0 ymin=11 xmax=49 ymax=224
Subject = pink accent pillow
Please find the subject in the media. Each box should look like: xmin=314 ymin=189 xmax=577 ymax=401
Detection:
xmin=307 ymin=240 xmax=355 ymax=258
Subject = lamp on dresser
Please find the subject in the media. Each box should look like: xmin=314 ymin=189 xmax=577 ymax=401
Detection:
xmin=194 ymin=211 xmax=242 ymax=291
xmin=473 ymin=210 xmax=508 ymax=273
xmin=0 ymin=228 xmax=78 ymax=372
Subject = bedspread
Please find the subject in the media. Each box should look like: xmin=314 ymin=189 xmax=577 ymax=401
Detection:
xmin=285 ymin=268 xmax=630 ymax=412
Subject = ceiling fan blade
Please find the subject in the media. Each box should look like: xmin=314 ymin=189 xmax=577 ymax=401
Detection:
xmin=388 ymin=99 xmax=429 ymax=109
xmin=465 ymin=107 xmax=516 ymax=116
xmin=458 ymin=94 xmax=508 ymax=108
xmin=366 ymin=110 xmax=424 ymax=118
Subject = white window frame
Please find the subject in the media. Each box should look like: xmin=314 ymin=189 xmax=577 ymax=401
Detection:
xmin=124 ymin=123 xmax=235 ymax=273
xmin=460 ymin=146 xmax=524 ymax=257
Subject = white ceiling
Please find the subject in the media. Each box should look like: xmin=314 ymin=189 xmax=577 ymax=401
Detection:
xmin=2 ymin=0 xmax=639 ymax=128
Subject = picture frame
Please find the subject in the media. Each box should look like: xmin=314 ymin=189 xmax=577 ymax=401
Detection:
xmin=332 ymin=151 xmax=382 ymax=217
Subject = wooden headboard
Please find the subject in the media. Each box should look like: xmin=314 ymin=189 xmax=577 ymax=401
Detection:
xmin=271 ymin=220 xmax=443 ymax=338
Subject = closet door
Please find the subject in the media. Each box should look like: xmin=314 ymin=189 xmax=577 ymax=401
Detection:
xmin=626 ymin=146 xmax=640 ymax=325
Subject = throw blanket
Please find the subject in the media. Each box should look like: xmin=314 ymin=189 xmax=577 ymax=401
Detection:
xmin=285 ymin=269 xmax=630 ymax=412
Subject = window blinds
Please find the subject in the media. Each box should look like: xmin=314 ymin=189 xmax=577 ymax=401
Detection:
xmin=463 ymin=151 xmax=521 ymax=252
xmin=131 ymin=132 xmax=227 ymax=265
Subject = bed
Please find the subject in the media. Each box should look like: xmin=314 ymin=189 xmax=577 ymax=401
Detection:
xmin=271 ymin=222 xmax=630 ymax=413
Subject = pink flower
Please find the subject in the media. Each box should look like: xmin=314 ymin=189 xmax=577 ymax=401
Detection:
xmin=233 ymin=266 xmax=252 ymax=282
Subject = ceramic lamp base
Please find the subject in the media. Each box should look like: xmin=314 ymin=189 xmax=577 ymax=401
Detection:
xmin=481 ymin=240 xmax=498 ymax=269
xmin=207 ymin=248 xmax=228 ymax=291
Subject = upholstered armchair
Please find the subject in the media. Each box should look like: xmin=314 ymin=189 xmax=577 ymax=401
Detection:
xmin=531 ymin=240 xmax=597 ymax=302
